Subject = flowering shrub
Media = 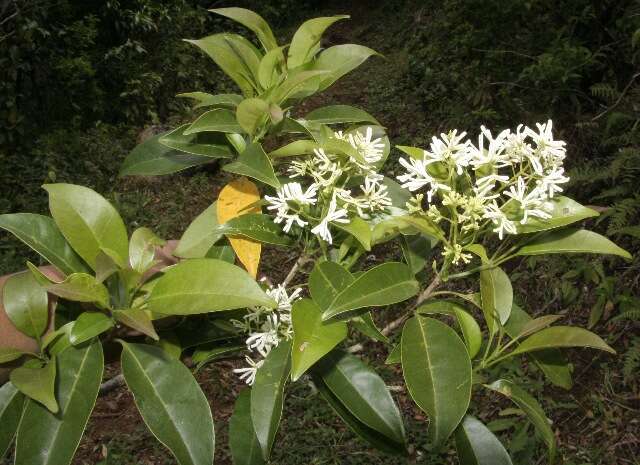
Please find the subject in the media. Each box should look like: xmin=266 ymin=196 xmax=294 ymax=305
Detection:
xmin=0 ymin=8 xmax=633 ymax=465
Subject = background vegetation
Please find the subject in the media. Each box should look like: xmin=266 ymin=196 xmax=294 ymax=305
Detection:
xmin=1 ymin=0 xmax=638 ymax=463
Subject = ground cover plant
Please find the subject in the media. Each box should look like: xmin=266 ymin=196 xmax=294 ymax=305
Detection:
xmin=1 ymin=3 xmax=638 ymax=465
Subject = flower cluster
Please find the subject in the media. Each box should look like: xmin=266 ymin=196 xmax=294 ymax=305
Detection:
xmin=265 ymin=128 xmax=392 ymax=244
xmin=398 ymin=121 xmax=569 ymax=262
xmin=232 ymin=284 xmax=302 ymax=385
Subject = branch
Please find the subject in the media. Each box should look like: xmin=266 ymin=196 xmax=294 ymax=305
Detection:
xmin=283 ymin=254 xmax=310 ymax=287
xmin=592 ymin=73 xmax=640 ymax=121
xmin=99 ymin=374 xmax=124 ymax=395
xmin=348 ymin=275 xmax=441 ymax=353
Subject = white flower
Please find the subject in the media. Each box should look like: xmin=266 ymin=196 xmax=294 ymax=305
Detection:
xmin=474 ymin=173 xmax=508 ymax=199
xmin=504 ymin=177 xmax=552 ymax=224
xmin=470 ymin=126 xmax=511 ymax=169
xmin=483 ymin=202 xmax=517 ymax=239
xmin=311 ymin=193 xmax=350 ymax=244
xmin=233 ymin=356 xmax=263 ymax=385
xmin=246 ymin=315 xmax=281 ymax=357
xmin=267 ymin=285 xmax=302 ymax=313
xmin=442 ymin=243 xmax=472 ymax=266
xmin=525 ymin=120 xmax=566 ymax=167
xmin=344 ymin=127 xmax=385 ymax=164
xmin=397 ymin=157 xmax=451 ymax=200
xmin=359 ymin=177 xmax=392 ymax=213
xmin=427 ymin=130 xmax=473 ymax=175
xmin=537 ymin=167 xmax=569 ymax=198
xmin=265 ymin=183 xmax=318 ymax=233
xmin=503 ymin=124 xmax=533 ymax=164
xmin=273 ymin=212 xmax=308 ymax=233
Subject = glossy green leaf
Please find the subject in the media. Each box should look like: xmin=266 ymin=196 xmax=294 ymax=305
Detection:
xmin=309 ymin=261 xmax=354 ymax=311
xmin=183 ymin=108 xmax=243 ymax=135
xmin=257 ymin=46 xmax=286 ymax=89
xmin=42 ymin=322 xmax=74 ymax=356
xmin=46 ymin=273 xmax=110 ymax=308
xmin=217 ymin=213 xmax=291 ymax=246
xmin=335 ymin=217 xmax=372 ymax=251
xmin=480 ymin=266 xmax=513 ymax=335
xmin=351 ymin=312 xmax=388 ymax=343
xmin=3 ymin=271 xmax=49 ymax=338
xmin=400 ymin=234 xmax=435 ymax=275
xmin=44 ymin=184 xmax=128 ymax=269
xmin=510 ymin=326 xmax=615 ymax=356
xmin=251 ymin=341 xmax=291 ymax=460
xmin=229 ymin=389 xmax=265 ymax=465
xmin=11 ymin=358 xmax=57 ymax=413
xmin=205 ymin=243 xmax=235 ymax=262
xmin=485 ymin=379 xmax=555 ymax=461
xmin=0 ymin=382 xmax=23 ymax=459
xmin=159 ymin=124 xmax=233 ymax=158
xmin=311 ymin=44 xmax=379 ymax=91
xmin=223 ymin=143 xmax=280 ymax=188
xmin=113 ymin=309 xmax=158 ymax=340
xmin=176 ymin=92 xmax=243 ymax=109
xmin=310 ymin=369 xmax=404 ymax=454
xmin=174 ymin=203 xmax=223 ymax=258
xmin=271 ymin=70 xmax=329 ymax=103
xmin=401 ymin=316 xmax=472 ymax=447
xmin=120 ymin=342 xmax=214 ymax=465
xmin=504 ymin=305 xmax=572 ymax=389
xmin=287 ymin=16 xmax=349 ymax=68
xmin=120 ymin=133 xmax=213 ymax=176
xmin=129 ymin=227 xmax=164 ymax=273
xmin=0 ymin=347 xmax=25 ymax=363
xmin=186 ymin=34 xmax=260 ymax=96
xmin=305 ymin=105 xmax=380 ymax=125
xmin=14 ymin=340 xmax=103 ymax=465
xmin=291 ymin=299 xmax=347 ymax=381
xmin=69 ymin=312 xmax=114 ymax=345
xmin=395 ymin=215 xmax=446 ymax=241
xmin=236 ymin=98 xmax=269 ymax=136
xmin=516 ymin=197 xmax=598 ymax=233
xmin=515 ymin=228 xmax=631 ymax=259
xmin=226 ymin=133 xmax=247 ymax=154
xmin=94 ymin=249 xmax=121 ymax=283
xmin=192 ymin=343 xmax=244 ymax=371
xmin=210 ymin=7 xmax=277 ymax=51
xmin=455 ymin=415 xmax=513 ymax=465
xmin=323 ymin=263 xmax=418 ymax=320
xmin=148 ymin=258 xmax=275 ymax=315
xmin=385 ymin=344 xmax=401 ymax=364
xmin=0 ymin=213 xmax=88 ymax=275
xmin=269 ymin=139 xmax=318 ymax=158
xmin=316 ymin=351 xmax=406 ymax=446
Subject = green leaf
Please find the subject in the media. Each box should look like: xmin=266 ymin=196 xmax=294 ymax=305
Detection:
xmin=418 ymin=301 xmax=483 ymax=359
xmin=217 ymin=213 xmax=291 ymax=246
xmin=310 ymin=44 xmax=378 ymax=91
xmin=395 ymin=215 xmax=446 ymax=242
xmin=251 ymin=341 xmax=291 ymax=460
xmin=485 ymin=379 xmax=556 ymax=462
xmin=271 ymin=70 xmax=329 ymax=103
xmin=315 ymin=351 xmax=406 ymax=447
xmin=159 ymin=124 xmax=234 ymax=158
xmin=176 ymin=92 xmax=243 ymax=109
xmin=0 ymin=382 xmax=23 ymax=459
xmin=46 ymin=273 xmax=110 ymax=308
xmin=257 ymin=46 xmax=286 ymax=89
xmin=515 ymin=228 xmax=631 ymax=259
xmin=309 ymin=261 xmax=354 ymax=311
xmin=44 ymin=184 xmax=128 ymax=269
xmin=210 ymin=7 xmax=277 ymax=51
xmin=186 ymin=34 xmax=261 ymax=96
xmin=129 ymin=227 xmax=164 ymax=274
xmin=503 ymin=305 xmax=572 ymax=390
xmin=120 ymin=342 xmax=214 ymax=465
xmin=148 ymin=258 xmax=275 ymax=315
xmin=509 ymin=326 xmax=615 ymax=356
xmin=174 ymin=203 xmax=223 ymax=259
xmin=454 ymin=415 xmax=513 ymax=465
xmin=113 ymin=309 xmax=158 ymax=340
xmin=516 ymin=197 xmax=598 ymax=233
xmin=385 ymin=344 xmax=401 ymax=364
xmin=69 ymin=312 xmax=114 ymax=345
xmin=14 ymin=340 xmax=103 ymax=465
xmin=480 ymin=266 xmax=513 ymax=335
xmin=120 ymin=133 xmax=213 ymax=176
xmin=305 ymin=105 xmax=380 ymax=125
xmin=0 ymin=213 xmax=89 ymax=275
xmin=401 ymin=316 xmax=472 ymax=447
xmin=291 ymin=299 xmax=347 ymax=381
xmin=205 ymin=243 xmax=235 ymax=262
xmin=351 ymin=312 xmax=389 ymax=343
xmin=335 ymin=217 xmax=372 ymax=251
xmin=192 ymin=343 xmax=244 ymax=371
xmin=269 ymin=139 xmax=318 ymax=158
xmin=323 ymin=263 xmax=419 ymax=320
xmin=310 ymin=369 xmax=405 ymax=454
xmin=94 ymin=249 xmax=121 ymax=283
xmin=2 ymin=271 xmax=49 ymax=338
xmin=236 ymin=98 xmax=270 ymax=136
xmin=229 ymin=389 xmax=265 ymax=465
xmin=11 ymin=358 xmax=58 ymax=413
xmin=400 ymin=234 xmax=436 ymax=275
xmin=287 ymin=16 xmax=349 ymax=68
xmin=183 ymin=108 xmax=243 ymax=135
xmin=223 ymin=143 xmax=280 ymax=188
xmin=0 ymin=347 xmax=25 ymax=363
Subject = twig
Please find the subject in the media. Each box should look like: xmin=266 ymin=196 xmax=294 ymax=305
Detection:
xmin=99 ymin=374 xmax=124 ymax=395
xmin=283 ymin=254 xmax=310 ymax=287
xmin=592 ymin=73 xmax=640 ymax=122
xmin=348 ymin=275 xmax=441 ymax=353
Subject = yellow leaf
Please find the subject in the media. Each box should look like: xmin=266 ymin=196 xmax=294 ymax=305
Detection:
xmin=217 ymin=177 xmax=261 ymax=277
